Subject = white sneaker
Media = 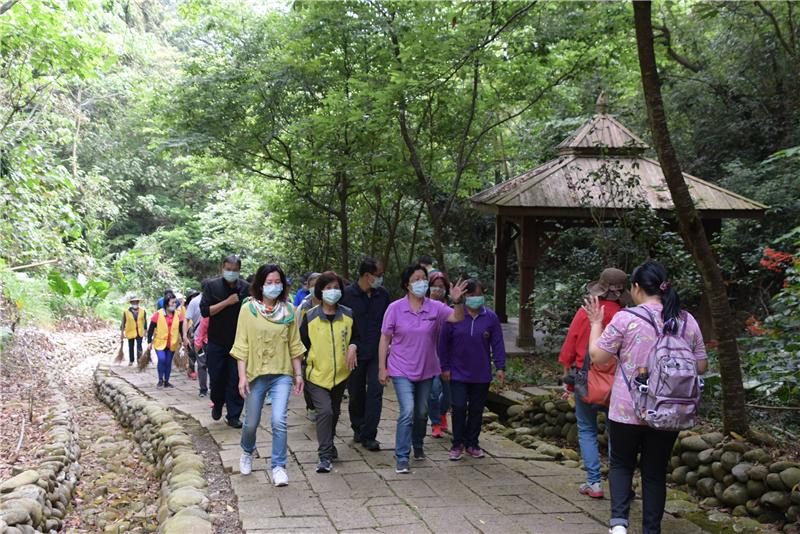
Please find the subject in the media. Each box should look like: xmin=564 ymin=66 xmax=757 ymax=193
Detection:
xmin=239 ymin=451 xmax=254 ymax=475
xmin=272 ymin=466 xmax=289 ymax=487
xmin=609 ymin=526 xmax=627 ymax=534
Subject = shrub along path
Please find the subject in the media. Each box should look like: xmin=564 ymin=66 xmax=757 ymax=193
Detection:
xmin=113 ymin=363 xmax=709 ymax=534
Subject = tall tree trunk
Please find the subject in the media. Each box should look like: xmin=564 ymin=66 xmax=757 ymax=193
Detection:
xmin=633 ymin=1 xmax=748 ymax=434
xmin=337 ymin=173 xmax=350 ymax=279
xmin=407 ymin=202 xmax=426 ymax=266
xmin=427 ymin=209 xmax=447 ymax=273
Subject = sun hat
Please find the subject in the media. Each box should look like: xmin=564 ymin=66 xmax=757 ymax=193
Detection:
xmin=586 ymin=268 xmax=630 ymax=302
xmin=128 ymin=295 xmax=141 ymax=302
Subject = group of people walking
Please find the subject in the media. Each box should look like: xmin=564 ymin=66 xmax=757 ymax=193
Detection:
xmin=120 ymin=253 xmax=707 ymax=534
xmin=122 ymin=254 xmax=506 ymax=486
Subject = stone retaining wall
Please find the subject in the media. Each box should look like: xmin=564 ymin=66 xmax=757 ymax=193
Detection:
xmin=486 ymin=395 xmax=590 ymax=462
xmin=93 ymin=366 xmax=212 ymax=534
xmin=0 ymin=395 xmax=80 ymax=533
xmin=668 ymin=431 xmax=800 ymax=529
xmin=489 ymin=393 xmax=800 ymax=530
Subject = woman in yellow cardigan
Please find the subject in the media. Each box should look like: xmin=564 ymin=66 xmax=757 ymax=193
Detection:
xmin=232 ymin=264 xmax=305 ymax=487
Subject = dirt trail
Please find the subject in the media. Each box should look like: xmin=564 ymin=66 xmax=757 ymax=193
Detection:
xmin=2 ymin=326 xmax=161 ymax=533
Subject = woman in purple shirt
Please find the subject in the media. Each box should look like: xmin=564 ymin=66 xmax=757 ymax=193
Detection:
xmin=585 ymin=261 xmax=708 ymax=534
xmin=439 ymin=280 xmax=506 ymax=461
xmin=379 ymin=264 xmax=468 ymax=474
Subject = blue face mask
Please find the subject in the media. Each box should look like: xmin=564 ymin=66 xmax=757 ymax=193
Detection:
xmin=262 ymin=283 xmax=283 ymax=300
xmin=223 ymin=270 xmax=239 ymax=282
xmin=370 ymin=275 xmax=384 ymax=289
xmin=322 ymin=289 xmax=342 ymax=305
xmin=410 ymin=280 xmax=429 ymax=298
xmin=465 ymin=296 xmax=485 ymax=310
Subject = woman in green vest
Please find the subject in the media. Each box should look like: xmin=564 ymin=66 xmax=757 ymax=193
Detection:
xmin=119 ymin=295 xmax=146 ymax=366
xmin=146 ymin=290 xmax=185 ymax=388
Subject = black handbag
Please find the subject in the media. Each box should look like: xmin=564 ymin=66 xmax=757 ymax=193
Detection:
xmin=572 ymin=350 xmax=591 ymax=400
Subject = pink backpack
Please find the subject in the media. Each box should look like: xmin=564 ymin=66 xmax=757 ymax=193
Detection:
xmin=620 ymin=307 xmax=701 ymax=431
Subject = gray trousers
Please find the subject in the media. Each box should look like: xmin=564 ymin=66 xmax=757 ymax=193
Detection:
xmin=306 ymin=380 xmax=348 ymax=460
xmin=196 ymin=345 xmax=209 ymax=393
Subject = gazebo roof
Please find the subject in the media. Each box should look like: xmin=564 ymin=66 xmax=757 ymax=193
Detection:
xmin=556 ymin=94 xmax=649 ymax=156
xmin=471 ymin=96 xmax=767 ymax=219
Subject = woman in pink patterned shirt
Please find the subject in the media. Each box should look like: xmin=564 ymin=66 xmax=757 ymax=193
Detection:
xmin=584 ymin=261 xmax=708 ymax=534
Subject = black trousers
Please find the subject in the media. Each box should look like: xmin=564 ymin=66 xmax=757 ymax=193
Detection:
xmin=347 ymin=356 xmax=383 ymax=441
xmin=206 ymin=341 xmax=244 ymax=422
xmin=127 ymin=337 xmax=143 ymax=363
xmin=608 ymin=420 xmax=679 ymax=534
xmin=307 ymin=380 xmax=348 ymax=460
xmin=449 ymin=380 xmax=490 ymax=449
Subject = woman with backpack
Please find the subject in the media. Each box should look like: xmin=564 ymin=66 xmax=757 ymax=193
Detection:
xmin=584 ymin=261 xmax=708 ymax=534
xmin=559 ymin=268 xmax=628 ymax=499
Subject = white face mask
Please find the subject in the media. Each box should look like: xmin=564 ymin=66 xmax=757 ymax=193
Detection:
xmin=131 ymin=304 xmax=139 ymax=310
xmin=322 ymin=289 xmax=342 ymax=305
xmin=370 ymin=275 xmax=384 ymax=289
xmin=410 ymin=280 xmax=429 ymax=298
xmin=262 ymin=283 xmax=283 ymax=300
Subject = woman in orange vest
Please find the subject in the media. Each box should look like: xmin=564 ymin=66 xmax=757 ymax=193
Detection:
xmin=119 ymin=296 xmax=146 ymax=366
xmin=146 ymin=290 xmax=185 ymax=388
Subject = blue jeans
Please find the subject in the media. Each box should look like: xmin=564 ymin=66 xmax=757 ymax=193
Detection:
xmin=428 ymin=375 xmax=451 ymax=425
xmin=575 ymin=394 xmax=605 ymax=485
xmin=240 ymin=374 xmax=293 ymax=468
xmin=156 ymin=350 xmax=173 ymax=382
xmin=392 ymin=376 xmax=433 ymax=462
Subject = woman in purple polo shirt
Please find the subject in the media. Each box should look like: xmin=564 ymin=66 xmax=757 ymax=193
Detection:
xmin=378 ymin=264 xmax=468 ymax=474
xmin=439 ymin=280 xmax=506 ymax=461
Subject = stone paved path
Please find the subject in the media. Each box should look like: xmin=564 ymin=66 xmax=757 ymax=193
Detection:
xmin=113 ymin=364 xmax=708 ymax=534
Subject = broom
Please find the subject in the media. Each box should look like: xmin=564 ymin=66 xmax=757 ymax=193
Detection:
xmin=114 ymin=339 xmax=125 ymax=364
xmin=173 ymin=346 xmax=188 ymax=371
xmin=138 ymin=344 xmax=153 ymax=371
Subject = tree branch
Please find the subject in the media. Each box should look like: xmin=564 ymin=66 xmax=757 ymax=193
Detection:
xmin=424 ymin=1 xmax=537 ymax=93
xmin=653 ymin=22 xmax=703 ymax=72
xmin=0 ymin=0 xmax=19 ymax=16
xmin=754 ymin=1 xmax=796 ymax=56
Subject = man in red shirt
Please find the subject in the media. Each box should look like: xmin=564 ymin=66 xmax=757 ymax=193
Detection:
xmin=558 ymin=268 xmax=628 ymax=499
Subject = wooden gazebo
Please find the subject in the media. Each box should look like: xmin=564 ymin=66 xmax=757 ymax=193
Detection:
xmin=470 ymin=95 xmax=767 ymax=348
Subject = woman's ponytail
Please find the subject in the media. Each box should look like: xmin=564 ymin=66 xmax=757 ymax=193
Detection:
xmin=630 ymin=261 xmax=682 ymax=334
xmin=660 ymin=285 xmax=681 ymax=334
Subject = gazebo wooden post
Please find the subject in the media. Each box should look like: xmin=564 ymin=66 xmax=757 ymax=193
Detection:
xmin=517 ymin=217 xmax=539 ymax=347
xmin=494 ymin=215 xmax=509 ymax=323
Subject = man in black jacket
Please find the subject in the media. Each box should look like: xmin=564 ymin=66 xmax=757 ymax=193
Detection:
xmin=341 ymin=257 xmax=390 ymax=451
xmin=200 ymin=255 xmax=250 ymax=428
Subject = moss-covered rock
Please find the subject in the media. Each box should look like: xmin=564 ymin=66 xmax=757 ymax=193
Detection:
xmin=722 ymin=483 xmax=749 ymax=507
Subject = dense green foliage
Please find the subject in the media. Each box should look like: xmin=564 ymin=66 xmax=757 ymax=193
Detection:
xmin=1 ymin=1 xmax=798 ymax=406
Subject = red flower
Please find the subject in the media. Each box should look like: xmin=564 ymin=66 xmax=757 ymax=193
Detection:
xmin=745 ymin=315 xmax=766 ymax=336
xmin=760 ymin=247 xmax=794 ymax=273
